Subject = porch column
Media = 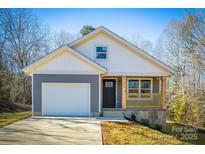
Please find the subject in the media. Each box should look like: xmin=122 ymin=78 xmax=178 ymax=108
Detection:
xmin=122 ymin=76 xmax=127 ymax=110
xmin=161 ymin=77 xmax=167 ymax=109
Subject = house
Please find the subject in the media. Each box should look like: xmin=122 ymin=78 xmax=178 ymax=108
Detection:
xmin=22 ymin=26 xmax=174 ymax=124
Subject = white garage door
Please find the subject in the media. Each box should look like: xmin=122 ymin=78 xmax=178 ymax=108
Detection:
xmin=42 ymin=83 xmax=90 ymax=116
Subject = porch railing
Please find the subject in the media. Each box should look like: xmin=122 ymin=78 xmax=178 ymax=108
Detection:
xmin=126 ymin=93 xmax=162 ymax=109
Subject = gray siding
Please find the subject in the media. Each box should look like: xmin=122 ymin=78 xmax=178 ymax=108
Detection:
xmin=33 ymin=74 xmax=99 ymax=116
xmin=153 ymin=78 xmax=160 ymax=93
xmin=117 ymin=78 xmax=122 ymax=108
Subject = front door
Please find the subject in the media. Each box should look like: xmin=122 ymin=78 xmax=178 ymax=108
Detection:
xmin=103 ymin=79 xmax=116 ymax=108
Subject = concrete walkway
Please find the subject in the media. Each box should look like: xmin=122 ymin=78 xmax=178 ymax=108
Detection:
xmin=0 ymin=117 xmax=102 ymax=145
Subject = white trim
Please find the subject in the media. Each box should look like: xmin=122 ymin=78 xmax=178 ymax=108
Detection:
xmin=127 ymin=77 xmax=153 ymax=100
xmin=22 ymin=46 xmax=65 ymax=73
xmin=69 ymin=26 xmax=174 ymax=75
xmin=102 ymin=72 xmax=171 ymax=77
xmin=22 ymin=46 xmax=107 ymax=75
xmin=94 ymin=44 xmax=109 ymax=61
xmin=41 ymin=82 xmax=91 ymax=117
xmin=33 ymin=70 xmax=100 ymax=75
xmin=69 ymin=47 xmax=107 ymax=73
xmin=98 ymin=74 xmax=101 ymax=113
xmin=32 ymin=74 xmax=34 ymax=116
xmin=102 ymin=77 xmax=118 ymax=108
xmin=159 ymin=78 xmax=162 ymax=94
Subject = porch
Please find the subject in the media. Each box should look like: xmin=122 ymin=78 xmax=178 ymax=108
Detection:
xmin=101 ymin=76 xmax=167 ymax=112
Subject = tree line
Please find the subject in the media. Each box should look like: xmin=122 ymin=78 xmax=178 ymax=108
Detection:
xmin=155 ymin=9 xmax=205 ymax=127
xmin=0 ymin=9 xmax=93 ymax=106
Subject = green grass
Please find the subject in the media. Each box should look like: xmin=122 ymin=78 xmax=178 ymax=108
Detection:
xmin=0 ymin=111 xmax=31 ymax=128
xmin=101 ymin=121 xmax=188 ymax=145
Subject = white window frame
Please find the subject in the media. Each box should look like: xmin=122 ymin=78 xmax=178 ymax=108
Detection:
xmin=127 ymin=78 xmax=153 ymax=100
xmin=94 ymin=45 xmax=109 ymax=60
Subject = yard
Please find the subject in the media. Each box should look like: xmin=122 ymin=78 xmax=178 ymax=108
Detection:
xmin=0 ymin=111 xmax=31 ymax=128
xmin=101 ymin=121 xmax=205 ymax=145
xmin=0 ymin=111 xmax=204 ymax=145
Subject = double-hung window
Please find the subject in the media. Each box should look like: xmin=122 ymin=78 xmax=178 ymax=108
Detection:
xmin=128 ymin=79 xmax=152 ymax=99
xmin=96 ymin=47 xmax=107 ymax=59
xmin=128 ymin=80 xmax=139 ymax=98
xmin=140 ymin=80 xmax=151 ymax=98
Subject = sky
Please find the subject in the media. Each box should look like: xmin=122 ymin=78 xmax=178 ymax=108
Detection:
xmin=32 ymin=8 xmax=186 ymax=45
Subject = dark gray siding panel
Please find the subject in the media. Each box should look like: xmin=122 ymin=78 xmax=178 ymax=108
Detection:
xmin=117 ymin=78 xmax=122 ymax=108
xmin=153 ymin=78 xmax=160 ymax=93
xmin=33 ymin=74 xmax=99 ymax=115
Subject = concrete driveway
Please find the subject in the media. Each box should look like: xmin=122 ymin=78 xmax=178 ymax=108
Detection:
xmin=0 ymin=117 xmax=102 ymax=145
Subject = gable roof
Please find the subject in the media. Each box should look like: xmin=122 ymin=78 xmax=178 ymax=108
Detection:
xmin=69 ymin=26 xmax=175 ymax=75
xmin=22 ymin=46 xmax=107 ymax=75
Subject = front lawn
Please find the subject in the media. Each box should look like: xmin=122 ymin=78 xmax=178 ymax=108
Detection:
xmin=101 ymin=121 xmax=188 ymax=145
xmin=0 ymin=111 xmax=31 ymax=128
xmin=165 ymin=122 xmax=205 ymax=145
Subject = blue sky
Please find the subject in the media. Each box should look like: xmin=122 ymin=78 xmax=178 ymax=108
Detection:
xmin=32 ymin=8 xmax=186 ymax=45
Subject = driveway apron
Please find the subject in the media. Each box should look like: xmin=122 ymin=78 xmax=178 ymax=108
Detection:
xmin=0 ymin=117 xmax=102 ymax=145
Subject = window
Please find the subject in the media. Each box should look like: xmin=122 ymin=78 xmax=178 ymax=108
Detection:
xmin=128 ymin=80 xmax=139 ymax=98
xmin=128 ymin=79 xmax=152 ymax=99
xmin=105 ymin=81 xmax=113 ymax=88
xmin=96 ymin=47 xmax=107 ymax=59
xmin=140 ymin=80 xmax=151 ymax=98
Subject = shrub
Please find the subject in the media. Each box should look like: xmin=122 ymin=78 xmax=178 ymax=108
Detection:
xmin=140 ymin=118 xmax=150 ymax=126
xmin=131 ymin=113 xmax=136 ymax=122
xmin=153 ymin=124 xmax=162 ymax=131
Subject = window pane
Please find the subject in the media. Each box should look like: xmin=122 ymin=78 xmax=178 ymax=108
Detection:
xmin=96 ymin=47 xmax=102 ymax=52
xmin=128 ymin=94 xmax=139 ymax=98
xmin=141 ymin=93 xmax=151 ymax=98
xmin=140 ymin=80 xmax=151 ymax=98
xmin=102 ymin=47 xmax=107 ymax=52
xmin=96 ymin=47 xmax=107 ymax=52
xmin=105 ymin=81 xmax=113 ymax=88
xmin=96 ymin=53 xmax=107 ymax=59
xmin=128 ymin=80 xmax=139 ymax=99
xmin=128 ymin=89 xmax=139 ymax=94
xmin=141 ymin=80 xmax=151 ymax=89
xmin=141 ymin=89 xmax=151 ymax=93
xmin=128 ymin=80 xmax=139 ymax=88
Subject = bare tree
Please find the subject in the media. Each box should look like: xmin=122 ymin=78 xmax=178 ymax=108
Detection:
xmin=155 ymin=9 xmax=205 ymax=127
xmin=0 ymin=9 xmax=50 ymax=72
xmin=54 ymin=30 xmax=78 ymax=48
xmin=0 ymin=8 xmax=51 ymax=104
xmin=125 ymin=32 xmax=154 ymax=55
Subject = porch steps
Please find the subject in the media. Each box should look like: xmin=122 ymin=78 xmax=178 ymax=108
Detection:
xmin=103 ymin=110 xmax=125 ymax=117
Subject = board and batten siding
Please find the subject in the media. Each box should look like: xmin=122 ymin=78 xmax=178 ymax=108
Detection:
xmin=73 ymin=33 xmax=170 ymax=76
xmin=33 ymin=51 xmax=100 ymax=75
xmin=153 ymin=77 xmax=160 ymax=93
xmin=33 ymin=74 xmax=99 ymax=116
